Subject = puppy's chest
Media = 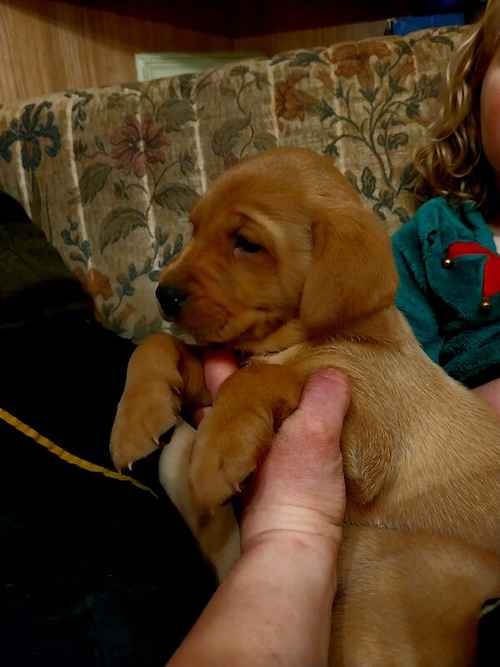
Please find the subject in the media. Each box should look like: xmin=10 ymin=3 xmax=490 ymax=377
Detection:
xmin=243 ymin=340 xmax=351 ymax=373
xmin=245 ymin=343 xmax=306 ymax=367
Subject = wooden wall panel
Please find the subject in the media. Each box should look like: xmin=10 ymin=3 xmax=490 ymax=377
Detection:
xmin=0 ymin=0 xmax=396 ymax=106
xmin=0 ymin=0 xmax=232 ymax=104
xmin=236 ymin=19 xmax=388 ymax=54
xmin=232 ymin=1 xmax=410 ymax=38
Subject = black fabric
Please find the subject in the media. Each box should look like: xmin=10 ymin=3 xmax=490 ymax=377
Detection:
xmin=0 ymin=192 xmax=92 ymax=330
xmin=478 ymin=600 xmax=500 ymax=666
xmin=0 ymin=192 xmax=216 ymax=666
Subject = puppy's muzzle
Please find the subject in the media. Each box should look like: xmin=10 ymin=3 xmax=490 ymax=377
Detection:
xmin=156 ymin=284 xmax=188 ymax=319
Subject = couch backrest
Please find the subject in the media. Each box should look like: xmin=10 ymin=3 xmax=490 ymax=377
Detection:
xmin=0 ymin=26 xmax=467 ymax=339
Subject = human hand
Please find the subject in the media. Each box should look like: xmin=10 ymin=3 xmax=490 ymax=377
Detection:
xmin=196 ymin=348 xmax=350 ymax=553
xmin=473 ymin=378 xmax=500 ymax=417
xmin=239 ymin=367 xmax=349 ymax=552
xmin=169 ymin=350 xmax=350 ymax=667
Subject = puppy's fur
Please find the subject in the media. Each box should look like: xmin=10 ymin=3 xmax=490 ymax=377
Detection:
xmin=111 ymin=148 xmax=500 ymax=665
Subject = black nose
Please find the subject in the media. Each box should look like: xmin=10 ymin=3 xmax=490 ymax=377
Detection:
xmin=156 ymin=284 xmax=188 ymax=318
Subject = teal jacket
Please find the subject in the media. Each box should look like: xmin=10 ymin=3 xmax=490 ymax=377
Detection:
xmin=392 ymin=197 xmax=500 ymax=388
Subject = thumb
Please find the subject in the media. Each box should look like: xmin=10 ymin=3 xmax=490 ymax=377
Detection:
xmin=281 ymin=368 xmax=351 ymax=459
xmin=241 ymin=369 xmax=350 ymax=546
xmin=267 ymin=369 xmax=351 ymax=486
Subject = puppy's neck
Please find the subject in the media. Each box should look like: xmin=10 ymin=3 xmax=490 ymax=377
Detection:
xmin=236 ymin=307 xmax=406 ymax=357
xmin=334 ymin=307 xmax=408 ymax=347
xmin=236 ymin=319 xmax=308 ymax=356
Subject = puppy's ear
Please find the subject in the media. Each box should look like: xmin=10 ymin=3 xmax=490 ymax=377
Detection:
xmin=299 ymin=205 xmax=398 ymax=336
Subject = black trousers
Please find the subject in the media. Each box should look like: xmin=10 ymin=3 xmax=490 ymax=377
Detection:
xmin=0 ymin=313 xmax=216 ymax=667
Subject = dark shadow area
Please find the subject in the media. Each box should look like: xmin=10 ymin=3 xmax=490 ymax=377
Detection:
xmin=12 ymin=0 xmax=477 ymax=45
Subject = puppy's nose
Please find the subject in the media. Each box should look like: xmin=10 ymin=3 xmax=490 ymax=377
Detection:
xmin=156 ymin=284 xmax=188 ymax=318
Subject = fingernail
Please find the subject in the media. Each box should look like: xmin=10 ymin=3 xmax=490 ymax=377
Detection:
xmin=307 ymin=369 xmax=351 ymax=413
xmin=314 ymin=368 xmax=349 ymax=389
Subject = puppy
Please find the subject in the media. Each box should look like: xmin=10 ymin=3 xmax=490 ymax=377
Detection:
xmin=111 ymin=148 xmax=500 ymax=665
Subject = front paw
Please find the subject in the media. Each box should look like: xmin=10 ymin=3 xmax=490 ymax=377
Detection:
xmin=189 ymin=411 xmax=272 ymax=513
xmin=110 ymin=382 xmax=180 ymax=471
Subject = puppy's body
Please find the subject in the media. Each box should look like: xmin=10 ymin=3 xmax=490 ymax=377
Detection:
xmin=256 ymin=311 xmax=500 ymax=555
xmin=334 ymin=526 xmax=500 ymax=666
xmin=111 ymin=148 xmax=500 ymax=665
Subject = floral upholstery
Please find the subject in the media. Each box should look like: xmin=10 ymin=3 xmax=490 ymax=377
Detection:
xmin=0 ymin=26 xmax=467 ymax=340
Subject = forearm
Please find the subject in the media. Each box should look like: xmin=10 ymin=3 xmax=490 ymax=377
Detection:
xmin=167 ymin=534 xmax=338 ymax=667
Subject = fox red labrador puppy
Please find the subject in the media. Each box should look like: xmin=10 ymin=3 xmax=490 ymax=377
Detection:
xmin=111 ymin=148 xmax=500 ymax=665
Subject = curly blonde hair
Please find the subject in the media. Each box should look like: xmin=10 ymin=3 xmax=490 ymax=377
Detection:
xmin=415 ymin=0 xmax=500 ymax=211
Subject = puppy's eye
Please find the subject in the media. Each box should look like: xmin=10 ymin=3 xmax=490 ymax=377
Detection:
xmin=234 ymin=233 xmax=263 ymax=254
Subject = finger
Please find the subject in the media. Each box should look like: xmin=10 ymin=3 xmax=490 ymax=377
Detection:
xmin=249 ymin=369 xmax=350 ymax=502
xmin=241 ymin=370 xmax=350 ymax=543
xmin=279 ymin=368 xmax=351 ymax=458
xmin=285 ymin=368 xmax=351 ymax=450
xmin=203 ymin=348 xmax=239 ymax=399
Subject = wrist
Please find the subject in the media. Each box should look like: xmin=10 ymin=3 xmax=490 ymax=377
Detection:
xmin=169 ymin=514 xmax=340 ymax=667
xmin=241 ymin=502 xmax=343 ymax=554
xmin=241 ymin=518 xmax=342 ymax=594
xmin=236 ymin=531 xmax=339 ymax=665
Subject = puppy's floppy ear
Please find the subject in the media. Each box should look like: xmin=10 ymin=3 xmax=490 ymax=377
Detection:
xmin=299 ymin=204 xmax=398 ymax=336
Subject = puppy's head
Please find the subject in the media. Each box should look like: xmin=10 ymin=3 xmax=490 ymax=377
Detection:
xmin=156 ymin=148 xmax=398 ymax=348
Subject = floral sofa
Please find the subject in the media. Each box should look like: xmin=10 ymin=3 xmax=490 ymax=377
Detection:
xmin=0 ymin=25 xmax=467 ymax=341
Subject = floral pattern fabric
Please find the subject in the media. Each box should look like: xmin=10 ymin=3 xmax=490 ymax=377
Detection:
xmin=0 ymin=26 xmax=467 ymax=340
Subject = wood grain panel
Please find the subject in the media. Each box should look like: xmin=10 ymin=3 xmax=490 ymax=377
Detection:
xmin=235 ymin=20 xmax=388 ymax=54
xmin=0 ymin=0 xmax=232 ymax=104
xmin=232 ymin=1 xmax=410 ymax=38
xmin=0 ymin=0 xmax=398 ymax=105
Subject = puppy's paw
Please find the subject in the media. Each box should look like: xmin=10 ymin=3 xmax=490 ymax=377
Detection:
xmin=110 ymin=383 xmax=180 ymax=471
xmin=189 ymin=412 xmax=271 ymax=514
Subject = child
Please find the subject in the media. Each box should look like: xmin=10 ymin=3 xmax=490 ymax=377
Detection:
xmin=392 ymin=0 xmax=500 ymax=413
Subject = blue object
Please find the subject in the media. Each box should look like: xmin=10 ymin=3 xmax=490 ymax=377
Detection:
xmin=392 ymin=197 xmax=500 ymax=389
xmin=390 ymin=13 xmax=465 ymax=35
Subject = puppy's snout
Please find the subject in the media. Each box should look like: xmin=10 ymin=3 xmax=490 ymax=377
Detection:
xmin=156 ymin=284 xmax=188 ymax=318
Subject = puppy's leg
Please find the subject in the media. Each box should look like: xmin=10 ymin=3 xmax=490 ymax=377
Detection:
xmin=110 ymin=333 xmax=208 ymax=471
xmin=159 ymin=421 xmax=241 ymax=580
xmin=189 ymin=363 xmax=303 ymax=513
xmin=332 ymin=526 xmax=500 ymax=666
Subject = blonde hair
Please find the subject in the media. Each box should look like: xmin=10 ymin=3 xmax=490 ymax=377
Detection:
xmin=415 ymin=0 xmax=500 ymax=211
